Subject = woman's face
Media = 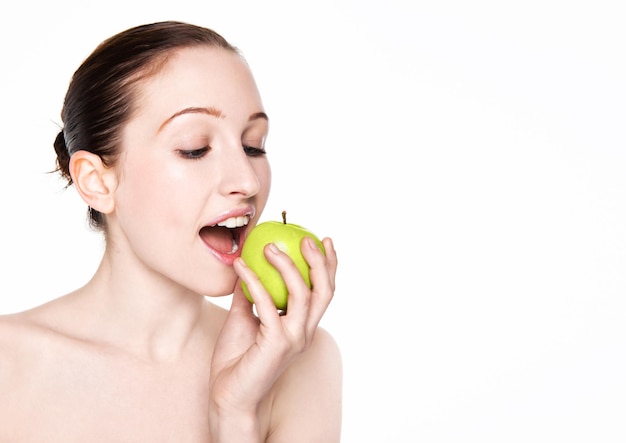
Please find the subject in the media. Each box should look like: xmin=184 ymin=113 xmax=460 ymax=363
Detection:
xmin=109 ymin=46 xmax=271 ymax=297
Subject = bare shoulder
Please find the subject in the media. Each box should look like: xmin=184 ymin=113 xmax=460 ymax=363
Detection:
xmin=0 ymin=301 xmax=64 ymax=345
xmin=0 ymin=311 xmax=40 ymax=355
xmin=268 ymin=327 xmax=343 ymax=442
xmin=0 ymin=305 xmax=55 ymax=346
xmin=0 ymin=313 xmax=21 ymax=368
xmin=297 ymin=326 xmax=342 ymax=374
xmin=277 ymin=327 xmax=343 ymax=392
xmin=0 ymin=297 xmax=77 ymax=371
xmin=0 ymin=310 xmax=50 ymax=392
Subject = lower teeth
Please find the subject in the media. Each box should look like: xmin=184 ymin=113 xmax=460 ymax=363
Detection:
xmin=229 ymin=238 xmax=239 ymax=254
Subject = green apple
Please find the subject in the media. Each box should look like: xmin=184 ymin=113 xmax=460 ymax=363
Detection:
xmin=240 ymin=211 xmax=325 ymax=310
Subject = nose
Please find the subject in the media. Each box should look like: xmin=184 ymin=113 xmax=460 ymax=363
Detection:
xmin=217 ymin=147 xmax=262 ymax=197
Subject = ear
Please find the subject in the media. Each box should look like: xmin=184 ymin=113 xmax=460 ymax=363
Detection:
xmin=69 ymin=150 xmax=117 ymax=214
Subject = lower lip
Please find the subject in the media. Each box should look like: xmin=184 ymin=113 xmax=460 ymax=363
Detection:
xmin=203 ymin=242 xmax=242 ymax=266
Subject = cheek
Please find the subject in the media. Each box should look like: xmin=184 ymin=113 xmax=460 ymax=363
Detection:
xmin=116 ymin=157 xmax=195 ymax=228
xmin=255 ymin=160 xmax=272 ymax=206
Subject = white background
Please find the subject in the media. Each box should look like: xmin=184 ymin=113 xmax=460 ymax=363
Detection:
xmin=1 ymin=1 xmax=625 ymax=441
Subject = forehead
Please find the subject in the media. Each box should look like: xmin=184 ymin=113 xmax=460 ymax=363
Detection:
xmin=132 ymin=46 xmax=263 ymax=126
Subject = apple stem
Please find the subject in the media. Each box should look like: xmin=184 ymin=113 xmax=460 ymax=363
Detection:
xmin=282 ymin=210 xmax=287 ymax=224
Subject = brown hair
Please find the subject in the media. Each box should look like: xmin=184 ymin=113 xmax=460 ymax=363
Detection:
xmin=53 ymin=21 xmax=239 ymax=229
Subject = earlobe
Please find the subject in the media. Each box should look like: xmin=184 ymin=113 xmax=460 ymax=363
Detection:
xmin=69 ymin=151 xmax=117 ymax=214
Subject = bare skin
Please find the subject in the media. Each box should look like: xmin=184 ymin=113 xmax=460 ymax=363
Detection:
xmin=0 ymin=45 xmax=342 ymax=442
xmin=0 ymin=295 xmax=341 ymax=442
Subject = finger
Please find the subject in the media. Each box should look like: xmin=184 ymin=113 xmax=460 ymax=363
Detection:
xmin=230 ymin=277 xmax=256 ymax=314
xmin=261 ymin=242 xmax=312 ymax=325
xmin=233 ymin=257 xmax=282 ymax=326
xmin=300 ymin=236 xmax=336 ymax=329
xmin=322 ymin=237 xmax=338 ymax=292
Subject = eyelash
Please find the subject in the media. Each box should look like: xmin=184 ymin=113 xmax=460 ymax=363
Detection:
xmin=177 ymin=147 xmax=209 ymax=160
xmin=243 ymin=145 xmax=267 ymax=157
xmin=177 ymin=145 xmax=266 ymax=160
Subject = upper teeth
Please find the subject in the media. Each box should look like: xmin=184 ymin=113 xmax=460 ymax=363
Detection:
xmin=216 ymin=215 xmax=250 ymax=228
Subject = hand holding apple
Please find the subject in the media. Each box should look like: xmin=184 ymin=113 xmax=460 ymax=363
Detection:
xmin=240 ymin=211 xmax=325 ymax=310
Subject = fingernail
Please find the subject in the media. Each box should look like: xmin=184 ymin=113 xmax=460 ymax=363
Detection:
xmin=306 ymin=237 xmax=318 ymax=250
xmin=268 ymin=243 xmax=280 ymax=254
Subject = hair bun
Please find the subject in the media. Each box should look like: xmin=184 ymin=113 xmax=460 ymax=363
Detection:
xmin=53 ymin=130 xmax=73 ymax=185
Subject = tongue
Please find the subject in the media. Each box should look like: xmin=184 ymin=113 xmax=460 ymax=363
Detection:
xmin=200 ymin=226 xmax=235 ymax=254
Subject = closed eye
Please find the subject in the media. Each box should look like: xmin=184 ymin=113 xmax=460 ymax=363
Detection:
xmin=177 ymin=147 xmax=210 ymax=160
xmin=243 ymin=145 xmax=266 ymax=157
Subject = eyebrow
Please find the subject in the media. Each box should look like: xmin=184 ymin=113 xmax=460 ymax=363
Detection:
xmin=159 ymin=107 xmax=268 ymax=131
xmin=248 ymin=111 xmax=269 ymax=122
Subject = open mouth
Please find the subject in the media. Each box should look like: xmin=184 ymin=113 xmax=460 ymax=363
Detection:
xmin=199 ymin=215 xmax=250 ymax=256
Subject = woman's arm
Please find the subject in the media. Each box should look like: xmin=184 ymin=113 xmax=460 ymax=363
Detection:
xmin=208 ymin=236 xmax=339 ymax=442
xmin=267 ymin=326 xmax=343 ymax=443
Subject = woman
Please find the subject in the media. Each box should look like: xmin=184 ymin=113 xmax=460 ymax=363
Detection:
xmin=0 ymin=21 xmax=341 ymax=442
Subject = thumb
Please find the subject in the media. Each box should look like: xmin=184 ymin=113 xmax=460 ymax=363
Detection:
xmin=230 ymin=279 xmax=255 ymax=313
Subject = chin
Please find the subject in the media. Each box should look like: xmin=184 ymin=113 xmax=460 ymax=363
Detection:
xmin=199 ymin=278 xmax=238 ymax=298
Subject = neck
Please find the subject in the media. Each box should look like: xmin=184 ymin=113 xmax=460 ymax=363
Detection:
xmin=71 ymin=254 xmax=211 ymax=363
